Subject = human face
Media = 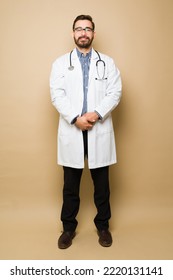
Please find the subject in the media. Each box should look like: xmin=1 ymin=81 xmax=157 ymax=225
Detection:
xmin=73 ymin=20 xmax=95 ymax=51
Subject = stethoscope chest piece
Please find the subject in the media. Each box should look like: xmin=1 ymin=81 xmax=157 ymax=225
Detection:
xmin=68 ymin=66 xmax=74 ymax=71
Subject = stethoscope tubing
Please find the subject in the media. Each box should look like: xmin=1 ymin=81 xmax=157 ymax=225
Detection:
xmin=68 ymin=50 xmax=74 ymax=71
xmin=68 ymin=49 xmax=106 ymax=80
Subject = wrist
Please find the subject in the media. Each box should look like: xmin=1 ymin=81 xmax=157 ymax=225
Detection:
xmin=94 ymin=110 xmax=102 ymax=120
xmin=71 ymin=115 xmax=79 ymax=124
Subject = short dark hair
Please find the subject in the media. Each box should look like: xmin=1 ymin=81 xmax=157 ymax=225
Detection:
xmin=72 ymin=15 xmax=95 ymax=31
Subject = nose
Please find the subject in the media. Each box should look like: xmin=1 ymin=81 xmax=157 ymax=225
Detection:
xmin=81 ymin=29 xmax=87 ymax=34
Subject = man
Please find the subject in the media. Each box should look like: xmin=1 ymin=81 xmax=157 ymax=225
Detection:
xmin=50 ymin=15 xmax=122 ymax=249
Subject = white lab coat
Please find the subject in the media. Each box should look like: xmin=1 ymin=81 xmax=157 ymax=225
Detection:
xmin=50 ymin=48 xmax=122 ymax=169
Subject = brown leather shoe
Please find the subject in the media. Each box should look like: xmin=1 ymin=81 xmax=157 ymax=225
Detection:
xmin=58 ymin=231 xmax=76 ymax=249
xmin=98 ymin=229 xmax=113 ymax=247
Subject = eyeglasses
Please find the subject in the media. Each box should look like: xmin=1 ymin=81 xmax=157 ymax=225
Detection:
xmin=73 ymin=27 xmax=94 ymax=33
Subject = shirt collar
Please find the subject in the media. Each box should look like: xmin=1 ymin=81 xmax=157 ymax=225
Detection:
xmin=76 ymin=48 xmax=92 ymax=59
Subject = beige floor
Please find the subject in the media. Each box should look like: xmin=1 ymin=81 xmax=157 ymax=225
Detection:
xmin=0 ymin=192 xmax=173 ymax=260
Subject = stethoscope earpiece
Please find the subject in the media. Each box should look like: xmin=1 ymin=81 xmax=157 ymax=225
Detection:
xmin=95 ymin=77 xmax=107 ymax=80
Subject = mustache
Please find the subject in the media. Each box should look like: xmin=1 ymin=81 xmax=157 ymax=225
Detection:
xmin=78 ymin=36 xmax=89 ymax=40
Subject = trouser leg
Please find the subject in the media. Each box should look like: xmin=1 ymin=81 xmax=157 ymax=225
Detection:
xmin=61 ymin=166 xmax=83 ymax=231
xmin=90 ymin=166 xmax=111 ymax=230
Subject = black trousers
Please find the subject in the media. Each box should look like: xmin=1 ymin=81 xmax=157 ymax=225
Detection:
xmin=61 ymin=131 xmax=111 ymax=231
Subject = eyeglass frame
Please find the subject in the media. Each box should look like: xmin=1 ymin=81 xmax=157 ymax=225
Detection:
xmin=73 ymin=27 xmax=94 ymax=33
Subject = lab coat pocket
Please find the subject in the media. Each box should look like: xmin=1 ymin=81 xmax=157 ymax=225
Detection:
xmin=95 ymin=79 xmax=107 ymax=97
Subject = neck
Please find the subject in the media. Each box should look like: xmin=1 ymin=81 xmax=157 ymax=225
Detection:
xmin=76 ymin=46 xmax=92 ymax=55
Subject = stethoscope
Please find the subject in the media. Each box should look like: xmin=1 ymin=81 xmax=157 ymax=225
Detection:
xmin=68 ymin=49 xmax=107 ymax=80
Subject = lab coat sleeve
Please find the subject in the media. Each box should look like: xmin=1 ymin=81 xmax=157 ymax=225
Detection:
xmin=95 ymin=58 xmax=122 ymax=120
xmin=50 ymin=60 xmax=79 ymax=124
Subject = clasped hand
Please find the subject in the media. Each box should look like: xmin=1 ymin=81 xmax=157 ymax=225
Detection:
xmin=75 ymin=112 xmax=99 ymax=131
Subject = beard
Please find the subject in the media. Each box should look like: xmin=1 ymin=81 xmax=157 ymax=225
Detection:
xmin=74 ymin=35 xmax=94 ymax=49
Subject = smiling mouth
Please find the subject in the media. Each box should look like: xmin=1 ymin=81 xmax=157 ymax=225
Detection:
xmin=79 ymin=36 xmax=89 ymax=40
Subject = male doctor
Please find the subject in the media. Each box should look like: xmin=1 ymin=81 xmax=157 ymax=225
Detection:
xmin=50 ymin=15 xmax=122 ymax=249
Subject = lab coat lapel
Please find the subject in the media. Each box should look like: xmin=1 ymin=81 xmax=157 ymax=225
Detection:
xmin=71 ymin=48 xmax=98 ymax=86
xmin=71 ymin=48 xmax=83 ymax=81
xmin=89 ymin=49 xmax=98 ymax=85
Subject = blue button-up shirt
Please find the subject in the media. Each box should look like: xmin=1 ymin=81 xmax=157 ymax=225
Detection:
xmin=76 ymin=48 xmax=92 ymax=115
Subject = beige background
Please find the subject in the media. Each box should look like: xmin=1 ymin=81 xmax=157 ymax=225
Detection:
xmin=0 ymin=0 xmax=173 ymax=260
